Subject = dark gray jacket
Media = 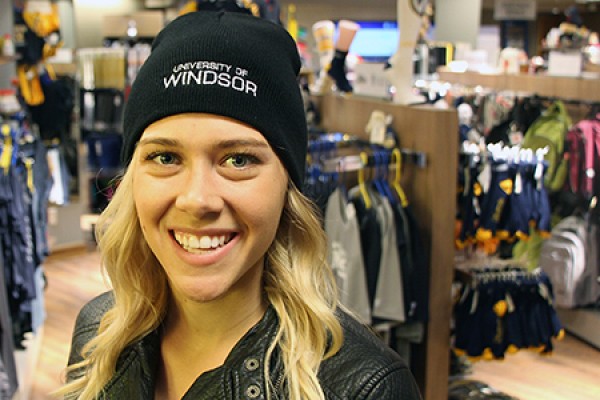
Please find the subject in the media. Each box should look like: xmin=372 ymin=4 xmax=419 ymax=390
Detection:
xmin=68 ymin=292 xmax=422 ymax=399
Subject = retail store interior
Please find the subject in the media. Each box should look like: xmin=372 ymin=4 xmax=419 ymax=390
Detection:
xmin=1 ymin=0 xmax=599 ymax=399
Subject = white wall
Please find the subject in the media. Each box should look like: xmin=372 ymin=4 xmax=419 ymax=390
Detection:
xmin=72 ymin=0 xmax=140 ymax=48
xmin=435 ymin=0 xmax=483 ymax=49
xmin=0 ymin=0 xmax=16 ymax=88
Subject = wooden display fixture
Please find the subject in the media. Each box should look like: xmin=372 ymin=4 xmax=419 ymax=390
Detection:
xmin=316 ymin=94 xmax=458 ymax=400
xmin=0 ymin=55 xmax=19 ymax=65
xmin=437 ymin=68 xmax=600 ymax=103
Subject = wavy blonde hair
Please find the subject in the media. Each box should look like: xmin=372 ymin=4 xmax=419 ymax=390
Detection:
xmin=58 ymin=157 xmax=343 ymax=399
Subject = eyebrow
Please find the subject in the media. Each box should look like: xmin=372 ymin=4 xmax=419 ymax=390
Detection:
xmin=137 ymin=137 xmax=181 ymax=148
xmin=137 ymin=137 xmax=270 ymax=150
xmin=216 ymin=139 xmax=270 ymax=150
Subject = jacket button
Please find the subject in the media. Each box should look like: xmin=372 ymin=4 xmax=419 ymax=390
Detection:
xmin=244 ymin=358 xmax=260 ymax=371
xmin=246 ymin=384 xmax=261 ymax=398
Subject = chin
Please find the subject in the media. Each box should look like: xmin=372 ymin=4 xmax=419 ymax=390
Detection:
xmin=182 ymin=286 xmax=229 ymax=303
xmin=170 ymin=278 xmax=229 ymax=304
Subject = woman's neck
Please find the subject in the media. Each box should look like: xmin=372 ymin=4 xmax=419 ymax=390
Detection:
xmin=155 ymin=290 xmax=268 ymax=400
xmin=164 ymin=288 xmax=268 ymax=345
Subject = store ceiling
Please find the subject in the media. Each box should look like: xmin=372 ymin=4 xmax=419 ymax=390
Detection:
xmin=288 ymin=0 xmax=598 ymax=13
xmin=481 ymin=0 xmax=599 ymax=12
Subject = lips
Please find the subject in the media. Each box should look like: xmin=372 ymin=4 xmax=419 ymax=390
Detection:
xmin=173 ymin=231 xmax=234 ymax=253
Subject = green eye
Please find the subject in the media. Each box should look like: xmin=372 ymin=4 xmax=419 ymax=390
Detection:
xmin=159 ymin=153 xmax=177 ymax=164
xmin=146 ymin=152 xmax=178 ymax=165
xmin=227 ymin=154 xmax=252 ymax=168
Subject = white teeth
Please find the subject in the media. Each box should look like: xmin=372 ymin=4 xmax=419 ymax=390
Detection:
xmin=174 ymin=232 xmax=229 ymax=251
xmin=199 ymin=236 xmax=212 ymax=249
xmin=188 ymin=235 xmax=200 ymax=248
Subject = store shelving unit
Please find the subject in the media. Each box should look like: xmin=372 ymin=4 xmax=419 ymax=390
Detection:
xmin=437 ymin=68 xmax=600 ymax=102
xmin=0 ymin=55 xmax=19 ymax=65
xmin=438 ymin=67 xmax=600 ymax=351
xmin=76 ymin=47 xmax=126 ymax=238
xmin=316 ymin=93 xmax=458 ymax=400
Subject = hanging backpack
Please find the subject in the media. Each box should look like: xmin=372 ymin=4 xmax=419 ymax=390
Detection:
xmin=522 ymin=100 xmax=572 ymax=192
xmin=538 ymin=216 xmax=587 ymax=308
xmin=539 ymin=209 xmax=600 ymax=308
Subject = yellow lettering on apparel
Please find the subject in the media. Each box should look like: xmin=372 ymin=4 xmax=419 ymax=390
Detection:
xmin=499 ymin=178 xmax=513 ymax=195
xmin=492 ymin=198 xmax=505 ymax=223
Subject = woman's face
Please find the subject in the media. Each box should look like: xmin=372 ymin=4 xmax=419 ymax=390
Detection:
xmin=132 ymin=113 xmax=288 ymax=304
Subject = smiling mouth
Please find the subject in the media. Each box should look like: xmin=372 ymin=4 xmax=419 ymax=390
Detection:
xmin=172 ymin=231 xmax=235 ymax=253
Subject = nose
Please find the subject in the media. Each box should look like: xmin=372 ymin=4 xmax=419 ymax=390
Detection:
xmin=175 ymin=164 xmax=225 ymax=217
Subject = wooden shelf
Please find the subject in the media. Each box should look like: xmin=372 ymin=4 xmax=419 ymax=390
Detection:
xmin=317 ymin=94 xmax=458 ymax=400
xmin=0 ymin=55 xmax=19 ymax=65
xmin=437 ymin=68 xmax=600 ymax=103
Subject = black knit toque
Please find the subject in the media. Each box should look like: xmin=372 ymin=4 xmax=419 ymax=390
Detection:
xmin=122 ymin=11 xmax=307 ymax=189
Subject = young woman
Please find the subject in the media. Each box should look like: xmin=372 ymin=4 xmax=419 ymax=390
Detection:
xmin=60 ymin=9 xmax=422 ymax=400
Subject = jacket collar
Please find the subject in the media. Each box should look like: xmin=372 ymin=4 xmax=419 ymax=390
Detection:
xmin=107 ymin=305 xmax=280 ymax=398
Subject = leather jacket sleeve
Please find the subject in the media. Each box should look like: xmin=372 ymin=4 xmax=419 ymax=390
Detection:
xmin=319 ymin=311 xmax=423 ymax=400
xmin=66 ymin=292 xmax=114 ymax=376
xmin=353 ymin=362 xmax=422 ymax=399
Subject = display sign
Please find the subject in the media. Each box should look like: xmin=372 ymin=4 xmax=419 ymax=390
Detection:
xmin=353 ymin=62 xmax=391 ymax=99
xmin=548 ymin=50 xmax=583 ymax=77
xmin=340 ymin=21 xmax=398 ymax=62
xmin=494 ymin=0 xmax=536 ymax=21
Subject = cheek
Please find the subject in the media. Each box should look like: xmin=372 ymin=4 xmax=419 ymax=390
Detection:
xmin=250 ymin=182 xmax=287 ymax=236
xmin=132 ymin=174 xmax=158 ymax=234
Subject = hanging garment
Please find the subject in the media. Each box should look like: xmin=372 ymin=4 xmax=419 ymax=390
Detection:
xmin=85 ymin=132 xmax=123 ymax=171
xmin=349 ymin=187 xmax=405 ymax=325
xmin=13 ymin=7 xmax=46 ymax=66
xmin=371 ymin=191 xmax=405 ymax=324
xmin=349 ymin=187 xmax=382 ymax=312
xmin=456 ymin=156 xmax=482 ymax=248
xmin=392 ymin=202 xmax=430 ymax=322
xmin=324 ymin=188 xmax=371 ymax=324
xmin=19 ymin=140 xmax=52 ymax=265
xmin=28 ymin=76 xmax=74 ymax=142
xmin=0 ymin=124 xmax=49 ymax=348
xmin=453 ymin=267 xmax=563 ymax=361
xmin=0 ymin=242 xmax=18 ymax=398
xmin=476 ymin=160 xmax=513 ymax=241
xmin=46 ymin=146 xmax=69 ymax=206
xmin=0 ymin=168 xmax=37 ymax=347
xmin=0 ymin=356 xmax=13 ymax=399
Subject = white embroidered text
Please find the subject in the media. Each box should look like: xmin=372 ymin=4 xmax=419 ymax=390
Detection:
xmin=163 ymin=62 xmax=257 ymax=96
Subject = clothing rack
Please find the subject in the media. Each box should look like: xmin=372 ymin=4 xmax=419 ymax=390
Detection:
xmin=315 ymin=93 xmax=458 ymax=400
xmin=0 ymin=118 xmax=52 ymax=399
xmin=452 ymin=264 xmax=563 ymax=361
xmin=0 ymin=241 xmax=18 ymax=398
xmin=309 ymin=133 xmax=428 ymax=171
xmin=440 ymin=69 xmax=600 ymax=353
xmin=317 ymin=148 xmax=428 ymax=173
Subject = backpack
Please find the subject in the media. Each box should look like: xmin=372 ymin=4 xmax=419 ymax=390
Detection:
xmin=538 ymin=216 xmax=586 ymax=308
xmin=565 ymin=117 xmax=600 ymax=197
xmin=539 ymin=213 xmax=600 ymax=308
xmin=522 ymin=101 xmax=572 ymax=192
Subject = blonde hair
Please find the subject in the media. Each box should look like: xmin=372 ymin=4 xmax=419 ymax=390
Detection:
xmin=59 ymin=160 xmax=342 ymax=399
